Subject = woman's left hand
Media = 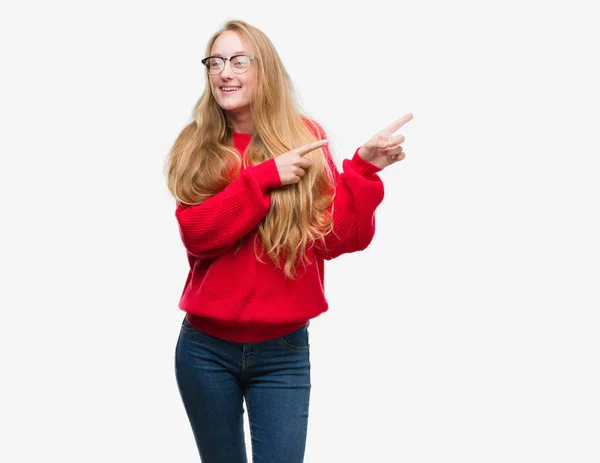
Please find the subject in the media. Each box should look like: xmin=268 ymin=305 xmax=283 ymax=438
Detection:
xmin=358 ymin=113 xmax=414 ymax=170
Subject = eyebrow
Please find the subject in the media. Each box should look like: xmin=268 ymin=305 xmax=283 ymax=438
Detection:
xmin=210 ymin=50 xmax=247 ymax=57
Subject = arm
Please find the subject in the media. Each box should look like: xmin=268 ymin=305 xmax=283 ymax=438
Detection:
xmin=312 ymin=129 xmax=385 ymax=260
xmin=175 ymin=158 xmax=282 ymax=259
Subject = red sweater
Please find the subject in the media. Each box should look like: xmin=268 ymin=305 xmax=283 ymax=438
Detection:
xmin=175 ymin=122 xmax=385 ymax=342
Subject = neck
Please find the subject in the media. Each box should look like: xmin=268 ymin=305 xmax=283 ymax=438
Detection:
xmin=227 ymin=110 xmax=254 ymax=134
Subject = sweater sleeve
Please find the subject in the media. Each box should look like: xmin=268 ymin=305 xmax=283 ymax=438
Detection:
xmin=175 ymin=157 xmax=283 ymax=259
xmin=313 ymin=140 xmax=385 ymax=261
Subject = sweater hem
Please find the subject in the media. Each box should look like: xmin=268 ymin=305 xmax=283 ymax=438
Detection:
xmin=184 ymin=313 xmax=309 ymax=343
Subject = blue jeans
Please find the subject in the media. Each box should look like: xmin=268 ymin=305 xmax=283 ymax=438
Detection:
xmin=175 ymin=316 xmax=311 ymax=462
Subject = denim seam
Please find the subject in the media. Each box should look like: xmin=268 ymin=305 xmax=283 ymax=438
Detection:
xmin=245 ymin=393 xmax=255 ymax=463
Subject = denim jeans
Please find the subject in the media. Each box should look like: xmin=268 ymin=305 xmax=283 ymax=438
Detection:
xmin=175 ymin=316 xmax=311 ymax=462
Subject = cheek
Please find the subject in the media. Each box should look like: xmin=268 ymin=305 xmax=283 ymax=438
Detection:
xmin=209 ymin=78 xmax=220 ymax=96
xmin=241 ymin=68 xmax=256 ymax=90
xmin=242 ymin=77 xmax=256 ymax=98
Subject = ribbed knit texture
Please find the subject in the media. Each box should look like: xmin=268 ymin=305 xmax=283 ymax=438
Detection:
xmin=175 ymin=122 xmax=385 ymax=342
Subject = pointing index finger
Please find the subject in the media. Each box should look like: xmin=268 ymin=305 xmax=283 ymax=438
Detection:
xmin=382 ymin=113 xmax=414 ymax=137
xmin=297 ymin=139 xmax=328 ymax=157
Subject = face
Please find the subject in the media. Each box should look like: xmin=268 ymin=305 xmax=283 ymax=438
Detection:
xmin=207 ymin=31 xmax=257 ymax=116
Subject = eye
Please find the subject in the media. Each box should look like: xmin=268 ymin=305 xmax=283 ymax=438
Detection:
xmin=232 ymin=56 xmax=250 ymax=67
xmin=206 ymin=58 xmax=223 ymax=68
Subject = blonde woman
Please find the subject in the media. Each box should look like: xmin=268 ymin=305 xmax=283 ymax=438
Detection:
xmin=166 ymin=19 xmax=413 ymax=463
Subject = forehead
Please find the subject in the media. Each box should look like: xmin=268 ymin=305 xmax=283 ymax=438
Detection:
xmin=210 ymin=30 xmax=252 ymax=56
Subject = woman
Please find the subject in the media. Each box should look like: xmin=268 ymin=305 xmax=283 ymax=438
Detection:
xmin=165 ymin=19 xmax=413 ymax=463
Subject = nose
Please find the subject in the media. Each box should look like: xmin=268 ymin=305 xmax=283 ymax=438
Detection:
xmin=220 ymin=59 xmax=234 ymax=79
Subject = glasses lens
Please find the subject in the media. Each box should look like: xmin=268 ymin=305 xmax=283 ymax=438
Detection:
xmin=206 ymin=57 xmax=224 ymax=74
xmin=231 ymin=55 xmax=250 ymax=73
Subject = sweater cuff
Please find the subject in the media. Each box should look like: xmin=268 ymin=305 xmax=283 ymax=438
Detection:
xmin=350 ymin=148 xmax=383 ymax=177
xmin=247 ymin=158 xmax=283 ymax=191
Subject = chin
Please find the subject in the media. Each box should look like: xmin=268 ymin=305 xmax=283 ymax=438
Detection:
xmin=219 ymin=103 xmax=240 ymax=112
xmin=222 ymin=102 xmax=250 ymax=113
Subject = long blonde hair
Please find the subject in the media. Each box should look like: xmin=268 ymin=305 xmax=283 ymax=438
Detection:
xmin=165 ymin=19 xmax=336 ymax=279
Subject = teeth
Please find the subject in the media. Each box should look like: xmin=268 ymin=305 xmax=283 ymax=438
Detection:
xmin=222 ymin=87 xmax=240 ymax=91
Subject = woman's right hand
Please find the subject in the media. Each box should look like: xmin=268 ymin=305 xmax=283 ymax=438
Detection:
xmin=274 ymin=139 xmax=329 ymax=186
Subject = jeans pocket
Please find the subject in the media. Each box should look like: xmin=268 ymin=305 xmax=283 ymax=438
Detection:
xmin=278 ymin=323 xmax=310 ymax=350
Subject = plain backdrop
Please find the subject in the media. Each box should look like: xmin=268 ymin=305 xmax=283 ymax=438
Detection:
xmin=1 ymin=0 xmax=599 ymax=462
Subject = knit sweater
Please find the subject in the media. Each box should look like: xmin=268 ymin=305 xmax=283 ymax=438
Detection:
xmin=175 ymin=121 xmax=385 ymax=342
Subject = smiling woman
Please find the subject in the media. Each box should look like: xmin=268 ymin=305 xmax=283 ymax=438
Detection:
xmin=164 ymin=18 xmax=413 ymax=463
xmin=202 ymin=34 xmax=258 ymax=122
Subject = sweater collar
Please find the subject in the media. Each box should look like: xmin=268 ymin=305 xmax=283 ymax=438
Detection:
xmin=232 ymin=131 xmax=252 ymax=142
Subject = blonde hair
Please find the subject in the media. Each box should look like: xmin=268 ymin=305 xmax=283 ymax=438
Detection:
xmin=165 ymin=19 xmax=336 ymax=279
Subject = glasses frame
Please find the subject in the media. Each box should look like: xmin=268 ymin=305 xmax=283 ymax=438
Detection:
xmin=201 ymin=54 xmax=257 ymax=75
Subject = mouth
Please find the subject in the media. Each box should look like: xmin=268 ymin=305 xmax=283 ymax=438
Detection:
xmin=220 ymin=86 xmax=242 ymax=93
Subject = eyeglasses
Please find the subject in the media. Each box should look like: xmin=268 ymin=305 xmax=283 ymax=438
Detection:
xmin=201 ymin=54 xmax=256 ymax=75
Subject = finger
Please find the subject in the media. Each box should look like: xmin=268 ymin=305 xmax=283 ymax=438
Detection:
xmin=384 ymin=134 xmax=406 ymax=148
xmin=381 ymin=113 xmax=414 ymax=137
xmin=297 ymin=139 xmax=328 ymax=157
xmin=297 ymin=158 xmax=313 ymax=169
xmin=389 ymin=151 xmax=406 ymax=161
xmin=293 ymin=166 xmax=306 ymax=177
xmin=384 ymin=146 xmax=404 ymax=156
